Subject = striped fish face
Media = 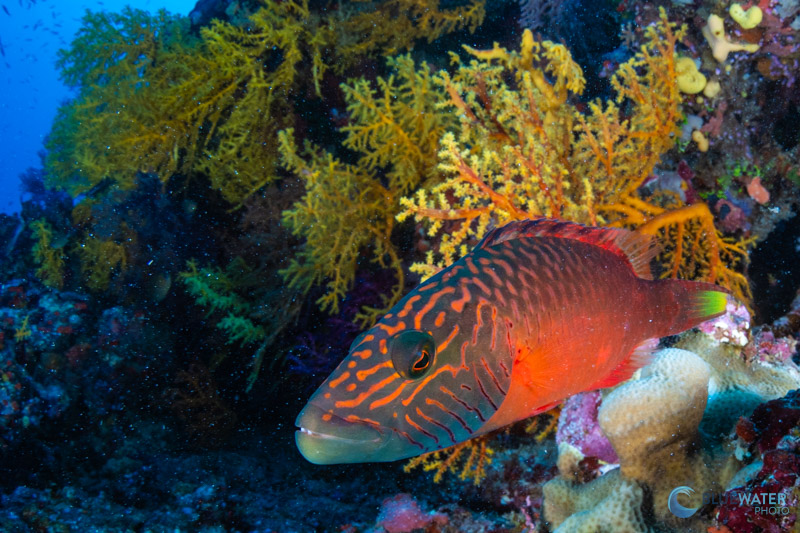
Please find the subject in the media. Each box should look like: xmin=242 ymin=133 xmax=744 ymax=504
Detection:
xmin=295 ymin=253 xmax=514 ymax=464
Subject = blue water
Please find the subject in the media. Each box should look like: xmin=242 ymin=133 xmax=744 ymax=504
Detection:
xmin=0 ymin=0 xmax=196 ymax=215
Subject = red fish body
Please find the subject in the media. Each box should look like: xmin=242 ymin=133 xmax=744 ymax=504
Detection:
xmin=296 ymin=219 xmax=729 ymax=464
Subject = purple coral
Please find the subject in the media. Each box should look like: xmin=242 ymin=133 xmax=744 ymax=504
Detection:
xmin=556 ymin=391 xmax=618 ymax=464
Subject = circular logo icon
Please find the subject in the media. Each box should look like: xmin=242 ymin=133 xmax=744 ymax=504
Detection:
xmin=668 ymin=486 xmax=700 ymax=518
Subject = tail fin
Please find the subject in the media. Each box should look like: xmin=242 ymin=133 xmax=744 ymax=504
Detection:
xmin=658 ymin=279 xmax=731 ymax=336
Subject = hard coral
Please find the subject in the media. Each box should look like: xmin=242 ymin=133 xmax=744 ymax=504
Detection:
xmin=543 ymin=344 xmax=800 ymax=532
xmin=600 ymin=349 xmax=714 ymax=510
xmin=544 ymin=470 xmax=649 ymax=533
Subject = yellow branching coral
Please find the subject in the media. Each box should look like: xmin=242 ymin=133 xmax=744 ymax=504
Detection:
xmin=397 ymin=9 xmax=752 ymax=303
xmin=338 ymin=0 xmax=485 ymax=58
xmin=280 ymin=54 xmax=456 ymax=320
xmin=46 ymin=1 xmax=487 ymax=302
xmin=30 ymin=219 xmax=65 ymax=290
xmin=573 ymin=16 xmax=683 ymax=206
xmin=47 ymin=1 xmax=328 ymax=208
xmin=525 ymin=405 xmax=562 ymax=443
xmin=195 ymin=1 xmax=336 ymax=204
xmin=14 ymin=315 xmax=32 ymax=342
xmin=278 ymin=130 xmax=402 ymax=322
xmin=341 ymin=55 xmax=454 ymax=195
xmin=404 ymin=433 xmax=494 ymax=486
xmin=635 ymin=203 xmax=753 ymax=304
xmin=48 ymin=0 xmax=485 ymax=209
xmin=75 ymin=233 xmax=129 ymax=291
xmin=397 ymin=30 xmax=588 ymax=278
xmin=47 ymin=8 xmax=195 ymax=196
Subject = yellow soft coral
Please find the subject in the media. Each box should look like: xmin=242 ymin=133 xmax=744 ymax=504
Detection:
xmin=30 ymin=219 xmax=65 ymax=290
xmin=338 ymin=0 xmax=485 ymax=58
xmin=397 ymin=9 xmax=752 ymax=303
xmin=75 ymin=233 xmax=129 ymax=291
xmin=47 ymin=8 xmax=195 ymax=196
xmin=48 ymin=0 xmax=485 ymax=208
xmin=279 ymin=130 xmax=403 ymax=320
xmin=341 ymin=55 xmax=454 ymax=195
xmin=47 ymin=1 xmax=485 ymax=302
xmin=279 ymin=54 xmax=457 ymax=321
xmin=397 ymin=35 xmax=587 ymax=277
xmin=404 ymin=434 xmax=494 ymax=486
xmin=47 ymin=2 xmax=324 ymax=207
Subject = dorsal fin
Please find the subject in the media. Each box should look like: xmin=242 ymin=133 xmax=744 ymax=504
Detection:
xmin=476 ymin=218 xmax=659 ymax=280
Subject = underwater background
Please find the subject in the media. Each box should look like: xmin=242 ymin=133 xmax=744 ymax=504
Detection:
xmin=0 ymin=0 xmax=799 ymax=531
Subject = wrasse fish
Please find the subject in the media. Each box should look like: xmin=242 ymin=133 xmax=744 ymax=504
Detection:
xmin=296 ymin=218 xmax=730 ymax=464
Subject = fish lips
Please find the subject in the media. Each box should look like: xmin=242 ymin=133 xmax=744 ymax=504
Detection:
xmin=295 ymin=403 xmax=388 ymax=464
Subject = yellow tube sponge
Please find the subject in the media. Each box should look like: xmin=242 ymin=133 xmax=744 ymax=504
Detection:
xmin=703 ymin=79 xmax=721 ymax=98
xmin=692 ymin=129 xmax=709 ymax=152
xmin=675 ymin=57 xmax=707 ymax=94
xmin=730 ymin=3 xmax=762 ymax=29
xmin=703 ymin=14 xmax=759 ymax=62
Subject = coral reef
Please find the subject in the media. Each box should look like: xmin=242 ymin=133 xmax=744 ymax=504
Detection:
xmin=29 ymin=219 xmax=65 ymax=289
xmin=542 ymin=303 xmax=800 ymax=532
xmin=374 ymin=493 xmax=448 ymax=533
xmin=5 ymin=0 xmax=800 ymax=530
xmin=43 ymin=0 xmax=486 ymax=318
xmin=47 ymin=1 xmax=344 ymax=205
xmin=555 ymin=391 xmax=618 ymax=476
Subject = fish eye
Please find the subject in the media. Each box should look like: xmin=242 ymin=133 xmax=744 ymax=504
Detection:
xmin=388 ymin=330 xmax=436 ymax=380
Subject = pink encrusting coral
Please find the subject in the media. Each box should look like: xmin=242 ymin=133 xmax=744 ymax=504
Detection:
xmin=374 ymin=493 xmax=448 ymax=533
xmin=696 ymin=291 xmax=798 ymax=363
xmin=744 ymin=329 xmax=798 ymax=364
xmin=555 ymin=391 xmax=618 ymax=464
xmin=698 ymin=298 xmax=752 ymax=346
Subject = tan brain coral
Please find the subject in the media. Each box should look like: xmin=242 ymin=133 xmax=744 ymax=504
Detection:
xmin=544 ymin=470 xmax=649 ymax=532
xmin=543 ymin=345 xmax=800 ymax=531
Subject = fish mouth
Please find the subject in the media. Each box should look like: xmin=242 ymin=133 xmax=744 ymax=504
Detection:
xmin=294 ymin=403 xmax=387 ymax=464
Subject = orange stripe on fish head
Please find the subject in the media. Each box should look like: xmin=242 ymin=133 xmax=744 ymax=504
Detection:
xmin=295 ymin=256 xmax=514 ymax=464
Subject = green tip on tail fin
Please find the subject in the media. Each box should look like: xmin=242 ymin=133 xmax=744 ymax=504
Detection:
xmin=694 ymin=289 xmax=728 ymax=320
xmin=661 ymin=280 xmax=731 ymax=336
